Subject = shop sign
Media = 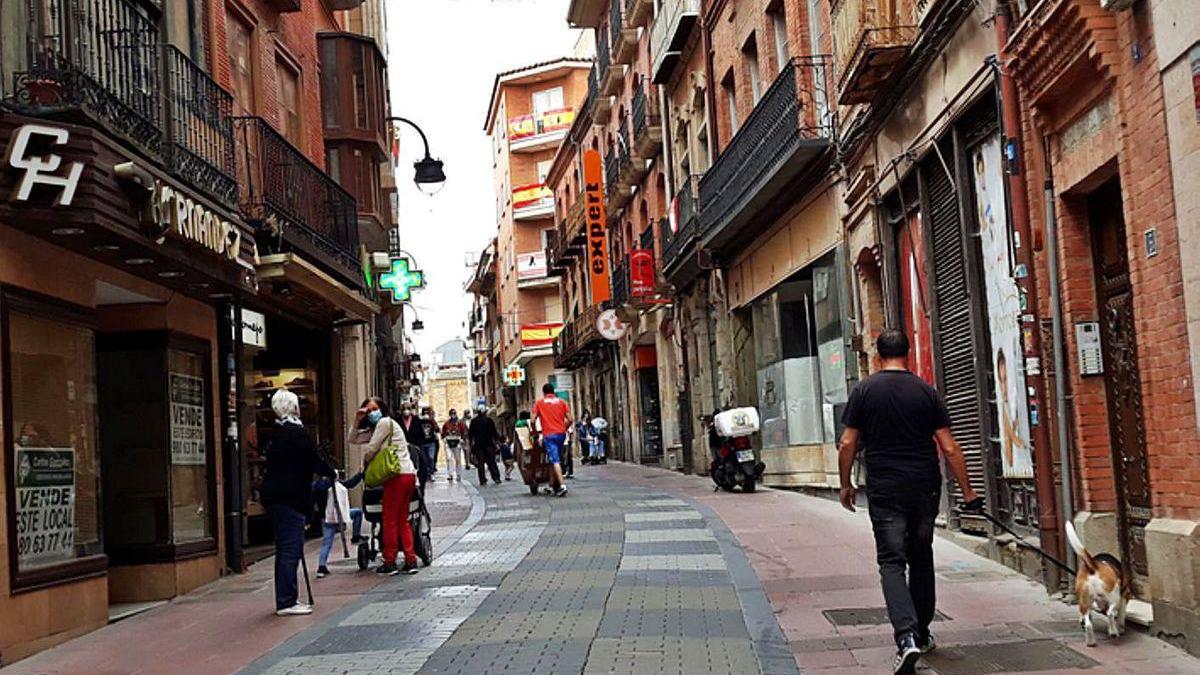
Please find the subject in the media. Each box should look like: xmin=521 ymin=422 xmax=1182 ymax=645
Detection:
xmin=380 ymin=257 xmax=425 ymax=302
xmin=6 ymin=124 xmax=84 ymax=206
xmin=583 ymin=149 xmax=611 ymax=304
xmin=597 ymin=308 xmax=627 ymax=341
xmin=503 ymin=363 xmax=526 ymax=387
xmin=15 ymin=447 xmax=75 ymax=569
xmin=169 ymin=373 xmax=207 ymax=465
xmin=241 ymin=309 xmax=267 ymax=349
xmin=131 ymin=169 xmax=244 ymax=261
xmin=630 ymin=249 xmax=655 ymax=297
xmin=550 ymin=371 xmax=574 ymax=391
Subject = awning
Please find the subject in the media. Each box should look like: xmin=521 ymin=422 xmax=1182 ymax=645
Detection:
xmin=258 ymin=253 xmax=379 ymax=321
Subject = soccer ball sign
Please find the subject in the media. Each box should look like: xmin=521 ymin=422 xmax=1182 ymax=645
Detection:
xmin=596 ymin=309 xmax=627 ymax=341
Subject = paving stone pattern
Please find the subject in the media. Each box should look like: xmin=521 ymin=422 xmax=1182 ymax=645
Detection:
xmin=242 ymin=475 xmax=797 ymax=675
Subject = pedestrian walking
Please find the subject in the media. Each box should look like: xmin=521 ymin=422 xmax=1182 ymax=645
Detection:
xmin=261 ymin=389 xmax=334 ymax=616
xmin=419 ymin=406 xmax=441 ymax=481
xmin=590 ymin=415 xmax=608 ymax=463
xmin=467 ymin=404 xmax=502 ymax=485
xmin=353 ymin=397 xmax=420 ymax=576
xmin=441 ymin=409 xmax=468 ymax=482
xmin=313 ymin=470 xmax=364 ymax=578
xmin=532 ymin=382 xmax=572 ymax=497
xmin=397 ymin=404 xmax=434 ymax=488
xmin=498 ymin=434 xmax=515 ymax=481
xmin=576 ymin=413 xmax=594 ymax=464
xmin=837 ymin=329 xmax=982 ymax=674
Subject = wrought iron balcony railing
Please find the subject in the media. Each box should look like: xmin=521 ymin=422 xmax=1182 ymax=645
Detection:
xmin=626 ymin=0 xmax=654 ymax=28
xmin=605 ymin=147 xmax=621 ymax=197
xmin=163 ymin=46 xmax=237 ymax=205
xmin=698 ymin=57 xmax=834 ymax=253
xmin=10 ymin=0 xmax=240 ymax=205
xmin=12 ymin=0 xmax=161 ymax=153
xmin=611 ymin=0 xmax=638 ymax=65
xmin=609 ymin=0 xmax=624 ymax=55
xmin=632 ymin=76 xmax=662 ymax=156
xmin=611 ymin=258 xmax=630 ymax=306
xmin=662 ymin=175 xmax=701 ymax=273
xmin=597 ymin=28 xmax=612 ymax=82
xmin=233 ymin=117 xmax=362 ymax=288
xmin=641 ymin=221 xmax=657 ymax=255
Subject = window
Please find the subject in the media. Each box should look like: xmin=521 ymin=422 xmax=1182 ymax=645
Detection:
xmin=225 ymin=10 xmax=255 ymax=115
xmin=320 ymin=39 xmax=339 ymax=128
xmin=167 ymin=349 xmax=211 ymax=545
xmin=744 ymin=36 xmax=762 ymax=104
xmin=696 ymin=122 xmax=710 ymax=172
xmin=770 ymin=8 xmax=789 ymax=73
xmin=722 ymin=71 xmax=739 ymax=135
xmin=352 ymin=44 xmax=368 ymax=129
xmin=533 ymin=86 xmax=565 ymax=117
xmin=537 ymin=159 xmax=553 ymax=185
xmin=6 ymin=296 xmax=103 ymax=583
xmin=275 ymin=58 xmax=302 ymax=148
xmin=327 ymin=147 xmax=341 ymax=182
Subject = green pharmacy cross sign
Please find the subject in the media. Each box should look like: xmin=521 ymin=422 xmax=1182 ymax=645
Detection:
xmin=379 ymin=257 xmax=425 ymax=302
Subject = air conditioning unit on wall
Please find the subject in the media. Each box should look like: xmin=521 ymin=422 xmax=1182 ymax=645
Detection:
xmin=1099 ymin=0 xmax=1138 ymax=11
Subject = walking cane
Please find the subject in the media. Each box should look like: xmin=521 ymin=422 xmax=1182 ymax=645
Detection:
xmin=299 ymin=545 xmax=315 ymax=606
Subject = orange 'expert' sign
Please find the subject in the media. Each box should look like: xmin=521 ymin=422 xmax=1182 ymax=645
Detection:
xmin=583 ymin=149 xmax=610 ymax=305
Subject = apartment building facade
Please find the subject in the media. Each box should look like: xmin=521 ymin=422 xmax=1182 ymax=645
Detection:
xmin=481 ymin=59 xmax=591 ymax=420
xmin=0 ymin=0 xmax=403 ymax=658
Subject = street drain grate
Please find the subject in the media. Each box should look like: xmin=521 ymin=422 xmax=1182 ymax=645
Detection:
xmin=822 ymin=607 xmax=949 ymax=626
xmin=923 ymin=639 xmax=1099 ymax=674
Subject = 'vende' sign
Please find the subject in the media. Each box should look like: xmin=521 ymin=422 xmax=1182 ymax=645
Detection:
xmin=583 ymin=149 xmax=611 ymax=305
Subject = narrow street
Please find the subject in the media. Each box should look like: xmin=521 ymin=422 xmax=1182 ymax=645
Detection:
xmin=6 ymin=464 xmax=1198 ymax=675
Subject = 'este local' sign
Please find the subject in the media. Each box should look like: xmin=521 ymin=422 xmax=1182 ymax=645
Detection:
xmin=583 ymin=149 xmax=611 ymax=305
xmin=15 ymin=448 xmax=76 ymax=569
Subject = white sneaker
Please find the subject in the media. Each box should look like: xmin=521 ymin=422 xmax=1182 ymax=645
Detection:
xmin=275 ymin=603 xmax=313 ymax=616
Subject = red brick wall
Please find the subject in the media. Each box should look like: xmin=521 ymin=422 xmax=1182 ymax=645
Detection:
xmin=209 ymin=0 xmax=337 ymax=168
xmin=1017 ymin=3 xmax=1200 ymax=519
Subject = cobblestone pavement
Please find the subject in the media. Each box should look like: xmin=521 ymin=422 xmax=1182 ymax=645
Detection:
xmin=241 ymin=472 xmax=797 ymax=675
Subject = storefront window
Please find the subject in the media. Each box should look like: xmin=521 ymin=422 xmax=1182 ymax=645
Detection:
xmin=751 ymin=251 xmax=849 ymax=448
xmin=8 ymin=303 xmax=103 ymax=576
xmin=168 ymin=349 xmax=211 ymax=544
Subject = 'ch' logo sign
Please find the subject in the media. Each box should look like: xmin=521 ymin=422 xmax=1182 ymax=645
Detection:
xmin=6 ymin=124 xmax=84 ymax=206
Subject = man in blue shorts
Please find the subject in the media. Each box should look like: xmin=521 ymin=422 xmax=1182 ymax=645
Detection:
xmin=532 ymin=382 xmax=572 ymax=497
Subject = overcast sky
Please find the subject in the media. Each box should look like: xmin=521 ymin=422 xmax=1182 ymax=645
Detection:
xmin=385 ymin=0 xmax=581 ymax=359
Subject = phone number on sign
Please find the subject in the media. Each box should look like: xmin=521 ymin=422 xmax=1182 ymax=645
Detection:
xmin=17 ymin=530 xmax=74 ymax=556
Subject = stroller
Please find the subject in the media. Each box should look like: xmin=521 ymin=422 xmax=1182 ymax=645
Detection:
xmin=357 ymin=443 xmax=433 ymax=570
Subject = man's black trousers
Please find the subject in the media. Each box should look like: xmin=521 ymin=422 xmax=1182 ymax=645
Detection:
xmin=867 ymin=488 xmax=940 ymax=646
xmin=474 ymin=446 xmax=501 ymax=484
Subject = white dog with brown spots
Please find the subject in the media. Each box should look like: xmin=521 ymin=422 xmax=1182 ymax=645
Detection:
xmin=1065 ymin=521 xmax=1131 ymax=646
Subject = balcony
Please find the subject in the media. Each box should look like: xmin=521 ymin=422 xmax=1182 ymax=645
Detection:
xmin=520 ymin=322 xmax=564 ymax=352
xmin=233 ymin=117 xmax=362 ymax=289
xmin=597 ymin=27 xmax=626 ymax=96
xmin=9 ymin=0 xmax=243 ymax=206
xmin=650 ymin=0 xmax=700 ymax=84
xmin=632 ymin=77 xmax=663 ymax=159
xmin=611 ymin=258 xmax=630 ymax=306
xmin=517 ymin=250 xmax=558 ymax=288
xmin=605 ymin=146 xmax=634 ymax=215
xmin=662 ymin=175 xmax=702 ymax=287
xmin=610 ymin=0 xmax=639 ymax=66
xmin=509 ymin=108 xmax=576 ymax=152
xmin=557 ymin=198 xmax=588 ymax=263
xmin=617 ymin=115 xmax=646 ymax=185
xmin=626 ymin=0 xmax=653 ymax=28
xmin=832 ymin=0 xmax=917 ymax=104
xmin=698 ymin=57 xmax=834 ymax=255
xmin=513 ymin=183 xmax=555 ymax=220
xmin=554 ymin=302 xmax=608 ymax=369
xmin=590 ymin=64 xmax=612 ymax=124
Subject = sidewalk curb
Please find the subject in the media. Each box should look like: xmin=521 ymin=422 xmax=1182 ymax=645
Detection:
xmin=238 ymin=481 xmax=488 ymax=675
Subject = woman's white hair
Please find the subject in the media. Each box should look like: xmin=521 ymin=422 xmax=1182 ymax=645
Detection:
xmin=271 ymin=388 xmax=301 ymax=420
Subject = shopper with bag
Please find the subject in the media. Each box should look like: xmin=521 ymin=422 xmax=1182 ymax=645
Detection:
xmin=262 ymin=389 xmax=334 ymax=616
xmin=353 ymin=397 xmax=420 ymax=576
xmin=313 ymin=470 xmax=364 ymax=578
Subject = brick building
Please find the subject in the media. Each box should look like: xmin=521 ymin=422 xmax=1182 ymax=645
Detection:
xmin=481 ymin=59 xmax=590 ymax=420
xmin=1006 ymin=0 xmax=1200 ymax=650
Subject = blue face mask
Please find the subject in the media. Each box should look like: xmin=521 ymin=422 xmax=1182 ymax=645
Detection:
xmin=367 ymin=410 xmax=383 ymax=425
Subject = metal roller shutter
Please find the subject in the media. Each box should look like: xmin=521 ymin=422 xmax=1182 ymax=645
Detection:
xmin=922 ymin=150 xmax=989 ymax=522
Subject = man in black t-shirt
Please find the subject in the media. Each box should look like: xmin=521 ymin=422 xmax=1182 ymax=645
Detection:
xmin=839 ymin=329 xmax=981 ymax=675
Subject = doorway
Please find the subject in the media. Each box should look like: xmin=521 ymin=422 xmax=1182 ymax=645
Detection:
xmin=1087 ymin=178 xmax=1151 ymax=593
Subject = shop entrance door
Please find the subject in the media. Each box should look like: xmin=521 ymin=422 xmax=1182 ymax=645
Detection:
xmin=1088 ymin=178 xmax=1151 ymax=592
xmin=637 ymin=367 xmax=663 ymax=462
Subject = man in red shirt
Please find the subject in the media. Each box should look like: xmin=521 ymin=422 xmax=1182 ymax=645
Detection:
xmin=532 ymin=382 xmax=573 ymax=497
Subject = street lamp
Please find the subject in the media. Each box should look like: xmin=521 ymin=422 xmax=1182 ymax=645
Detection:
xmin=389 ymin=117 xmax=446 ymax=195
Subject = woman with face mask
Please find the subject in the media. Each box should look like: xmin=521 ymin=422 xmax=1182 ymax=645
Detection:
xmin=350 ymin=397 xmax=419 ymax=575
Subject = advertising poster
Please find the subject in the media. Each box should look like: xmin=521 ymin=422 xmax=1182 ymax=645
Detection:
xmin=170 ymin=372 xmax=207 ymax=465
xmin=15 ymin=448 xmax=76 ymax=568
xmin=973 ymin=135 xmax=1034 ymax=479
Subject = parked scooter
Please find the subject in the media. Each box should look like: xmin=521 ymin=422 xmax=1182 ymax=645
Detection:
xmin=704 ymin=407 xmax=765 ymax=493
